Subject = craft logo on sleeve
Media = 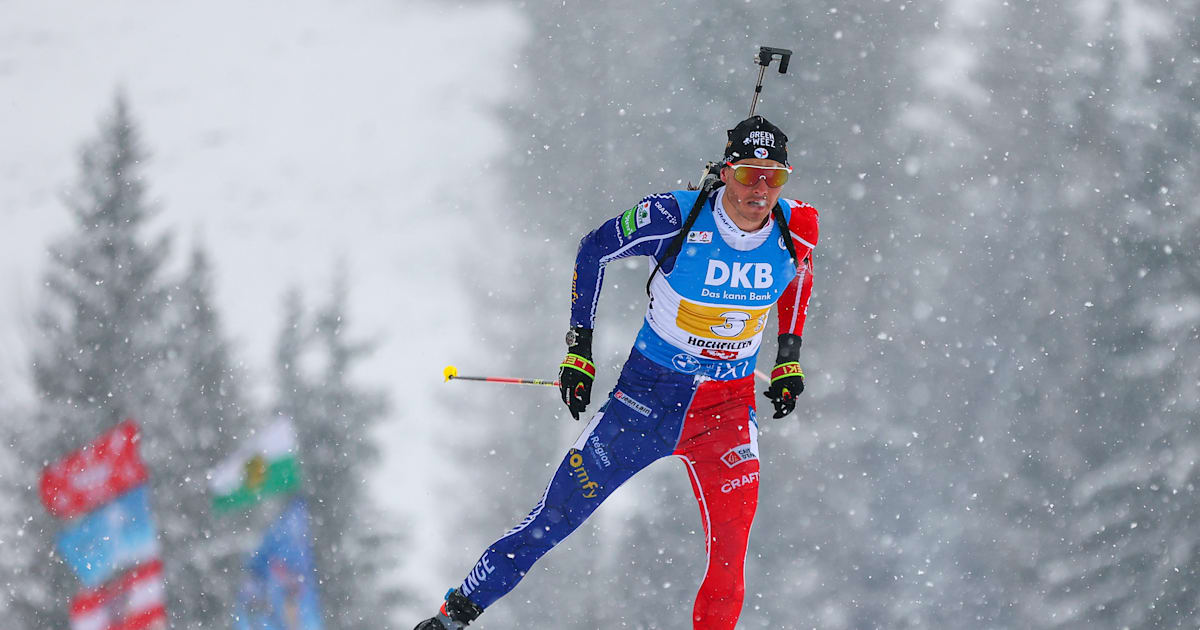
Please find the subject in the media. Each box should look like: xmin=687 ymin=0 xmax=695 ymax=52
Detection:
xmin=655 ymin=200 xmax=678 ymax=224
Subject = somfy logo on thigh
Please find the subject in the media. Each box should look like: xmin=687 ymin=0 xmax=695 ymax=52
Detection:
xmin=567 ymin=449 xmax=599 ymax=499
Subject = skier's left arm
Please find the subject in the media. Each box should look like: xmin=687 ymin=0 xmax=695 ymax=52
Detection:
xmin=765 ymin=201 xmax=819 ymax=418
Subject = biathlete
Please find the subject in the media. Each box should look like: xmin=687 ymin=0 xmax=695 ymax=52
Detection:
xmin=415 ymin=115 xmax=820 ymax=630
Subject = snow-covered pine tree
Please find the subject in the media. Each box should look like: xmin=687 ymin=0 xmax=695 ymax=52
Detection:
xmin=1038 ymin=2 xmax=1200 ymax=626
xmin=1 ymin=94 xmax=262 ymax=630
xmin=271 ymin=274 xmax=407 ymax=629
xmin=33 ymin=93 xmax=173 ymax=443
xmin=156 ymin=245 xmax=256 ymax=629
xmin=898 ymin=2 xmax=1200 ymax=627
xmin=0 ymin=419 xmax=74 ymax=628
xmin=3 ymin=93 xmax=173 ymax=630
xmin=0 ymin=399 xmax=39 ymax=625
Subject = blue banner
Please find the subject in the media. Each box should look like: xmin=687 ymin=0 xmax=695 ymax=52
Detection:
xmin=235 ymin=498 xmax=323 ymax=630
xmin=56 ymin=484 xmax=158 ymax=588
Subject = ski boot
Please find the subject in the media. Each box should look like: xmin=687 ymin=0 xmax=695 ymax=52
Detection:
xmin=413 ymin=588 xmax=483 ymax=630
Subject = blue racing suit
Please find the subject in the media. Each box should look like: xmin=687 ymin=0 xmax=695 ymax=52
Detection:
xmin=455 ymin=188 xmax=819 ymax=629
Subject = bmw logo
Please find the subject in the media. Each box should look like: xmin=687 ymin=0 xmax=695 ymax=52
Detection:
xmin=671 ymin=353 xmax=701 ymax=373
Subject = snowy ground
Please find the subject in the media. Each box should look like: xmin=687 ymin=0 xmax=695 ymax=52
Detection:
xmin=0 ymin=0 xmax=526 ymax=603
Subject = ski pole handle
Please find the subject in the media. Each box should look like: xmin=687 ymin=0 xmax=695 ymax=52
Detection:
xmin=443 ymin=365 xmax=560 ymax=387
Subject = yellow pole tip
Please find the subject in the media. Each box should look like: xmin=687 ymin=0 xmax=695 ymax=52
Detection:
xmin=443 ymin=365 xmax=457 ymax=382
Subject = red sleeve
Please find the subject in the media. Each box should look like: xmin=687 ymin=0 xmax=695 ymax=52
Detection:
xmin=776 ymin=201 xmax=819 ymax=337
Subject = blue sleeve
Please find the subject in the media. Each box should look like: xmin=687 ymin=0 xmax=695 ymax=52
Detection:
xmin=570 ymin=194 xmax=683 ymax=328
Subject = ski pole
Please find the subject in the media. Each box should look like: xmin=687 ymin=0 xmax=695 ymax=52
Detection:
xmin=748 ymin=46 xmax=793 ymax=118
xmin=446 ymin=365 xmax=772 ymax=389
xmin=443 ymin=365 xmax=560 ymax=387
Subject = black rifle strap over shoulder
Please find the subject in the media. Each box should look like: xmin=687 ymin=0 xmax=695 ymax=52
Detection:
xmin=646 ymin=187 xmax=714 ymax=296
xmin=646 ymin=190 xmax=800 ymax=296
xmin=773 ymin=201 xmax=799 ymax=267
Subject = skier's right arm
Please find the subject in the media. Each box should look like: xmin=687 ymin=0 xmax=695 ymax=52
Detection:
xmin=560 ymin=195 xmax=682 ymax=420
xmin=569 ymin=194 xmax=683 ymax=329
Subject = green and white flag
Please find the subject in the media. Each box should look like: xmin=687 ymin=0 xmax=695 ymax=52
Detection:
xmin=210 ymin=416 xmax=301 ymax=513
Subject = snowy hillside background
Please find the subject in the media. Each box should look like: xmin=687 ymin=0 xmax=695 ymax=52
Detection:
xmin=0 ymin=0 xmax=525 ymax=606
xmin=3 ymin=1 xmax=1199 ymax=629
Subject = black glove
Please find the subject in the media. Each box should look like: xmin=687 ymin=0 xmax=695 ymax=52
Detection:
xmin=762 ymin=333 xmax=805 ymax=419
xmin=558 ymin=327 xmax=595 ymax=420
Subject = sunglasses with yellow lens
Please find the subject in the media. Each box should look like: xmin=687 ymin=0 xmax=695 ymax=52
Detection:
xmin=725 ymin=161 xmax=792 ymax=188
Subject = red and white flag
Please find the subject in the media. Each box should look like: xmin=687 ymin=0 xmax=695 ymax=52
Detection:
xmin=69 ymin=559 xmax=167 ymax=630
xmin=41 ymin=420 xmax=149 ymax=519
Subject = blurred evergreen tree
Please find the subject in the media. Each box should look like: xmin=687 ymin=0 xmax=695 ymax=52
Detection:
xmin=159 ymin=245 xmax=255 ymax=629
xmin=0 ymin=94 xmax=236 ymax=628
xmin=902 ymin=0 xmax=1200 ymax=627
xmin=1037 ymin=1 xmax=1200 ymax=626
xmin=0 ymin=93 xmax=174 ymax=630
xmin=0 ymin=94 xmax=257 ymax=629
xmin=272 ymin=274 xmax=409 ymax=629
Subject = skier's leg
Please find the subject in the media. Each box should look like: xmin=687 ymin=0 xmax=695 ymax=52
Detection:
xmin=453 ymin=350 xmax=696 ymax=613
xmin=454 ymin=408 xmax=646 ymax=609
xmin=674 ymin=377 xmax=760 ymax=630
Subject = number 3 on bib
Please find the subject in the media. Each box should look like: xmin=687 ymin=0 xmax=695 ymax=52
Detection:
xmin=710 ymin=310 xmax=768 ymax=338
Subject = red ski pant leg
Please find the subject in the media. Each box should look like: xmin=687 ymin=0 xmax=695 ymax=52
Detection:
xmin=674 ymin=377 xmax=760 ymax=630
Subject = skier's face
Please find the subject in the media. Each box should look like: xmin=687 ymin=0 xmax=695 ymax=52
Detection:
xmin=720 ymin=158 xmax=786 ymax=231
